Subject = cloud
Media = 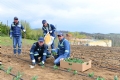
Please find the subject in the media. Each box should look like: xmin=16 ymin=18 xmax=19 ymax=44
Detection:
xmin=0 ymin=0 xmax=120 ymax=33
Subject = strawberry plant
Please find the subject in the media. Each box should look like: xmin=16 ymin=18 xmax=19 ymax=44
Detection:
xmin=32 ymin=76 xmax=38 ymax=80
xmin=88 ymin=72 xmax=94 ymax=77
xmin=52 ymin=52 xmax=58 ymax=56
xmin=73 ymin=70 xmax=77 ymax=75
xmin=67 ymin=68 xmax=72 ymax=72
xmin=6 ymin=67 xmax=13 ymax=74
xmin=41 ymin=65 xmax=45 ymax=68
xmin=13 ymin=72 xmax=23 ymax=80
xmin=0 ymin=65 xmax=4 ymax=70
xmin=114 ymin=75 xmax=118 ymax=80
xmin=53 ymin=65 xmax=58 ymax=69
xmin=39 ymin=62 xmax=44 ymax=66
xmin=64 ymin=58 xmax=84 ymax=64
xmin=96 ymin=76 xmax=105 ymax=80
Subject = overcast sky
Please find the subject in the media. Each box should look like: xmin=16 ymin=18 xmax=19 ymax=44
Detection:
xmin=0 ymin=0 xmax=120 ymax=33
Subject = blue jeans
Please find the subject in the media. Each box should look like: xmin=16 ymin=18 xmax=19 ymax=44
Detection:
xmin=54 ymin=54 xmax=69 ymax=65
xmin=13 ymin=36 xmax=22 ymax=54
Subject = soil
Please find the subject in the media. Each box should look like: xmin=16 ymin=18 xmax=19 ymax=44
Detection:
xmin=0 ymin=45 xmax=120 ymax=80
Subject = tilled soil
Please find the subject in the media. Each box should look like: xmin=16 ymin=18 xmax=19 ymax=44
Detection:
xmin=0 ymin=45 xmax=120 ymax=80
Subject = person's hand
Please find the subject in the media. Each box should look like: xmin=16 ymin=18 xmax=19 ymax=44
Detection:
xmin=23 ymin=29 xmax=26 ymax=32
xmin=10 ymin=35 xmax=12 ymax=39
xmin=29 ymin=62 xmax=36 ymax=68
xmin=49 ymin=30 xmax=52 ymax=33
xmin=60 ymin=58 xmax=64 ymax=61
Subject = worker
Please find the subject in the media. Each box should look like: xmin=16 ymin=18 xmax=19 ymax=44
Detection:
xmin=10 ymin=17 xmax=26 ymax=56
xmin=29 ymin=37 xmax=51 ymax=67
xmin=52 ymin=32 xmax=70 ymax=66
xmin=42 ymin=20 xmax=56 ymax=49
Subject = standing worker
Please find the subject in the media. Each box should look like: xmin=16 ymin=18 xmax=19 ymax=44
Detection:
xmin=29 ymin=37 xmax=51 ymax=68
xmin=52 ymin=32 xmax=70 ymax=66
xmin=10 ymin=17 xmax=26 ymax=56
xmin=42 ymin=20 xmax=56 ymax=49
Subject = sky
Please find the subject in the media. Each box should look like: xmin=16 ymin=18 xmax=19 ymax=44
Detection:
xmin=0 ymin=0 xmax=120 ymax=33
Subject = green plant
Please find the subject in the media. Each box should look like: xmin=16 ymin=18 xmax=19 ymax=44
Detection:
xmin=52 ymin=52 xmax=58 ymax=56
xmin=41 ymin=65 xmax=45 ymax=68
xmin=64 ymin=58 xmax=84 ymax=64
xmin=73 ymin=70 xmax=77 ymax=75
xmin=6 ymin=67 xmax=12 ymax=74
xmin=88 ymin=72 xmax=94 ymax=77
xmin=67 ymin=68 xmax=72 ymax=72
xmin=39 ymin=62 xmax=44 ymax=67
xmin=32 ymin=76 xmax=38 ymax=80
xmin=114 ymin=75 xmax=118 ymax=80
xmin=96 ymin=76 xmax=105 ymax=80
xmin=13 ymin=72 xmax=23 ymax=80
xmin=53 ymin=65 xmax=58 ymax=69
xmin=0 ymin=65 xmax=4 ymax=70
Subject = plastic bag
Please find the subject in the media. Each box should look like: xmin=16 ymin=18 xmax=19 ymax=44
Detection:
xmin=44 ymin=32 xmax=54 ymax=46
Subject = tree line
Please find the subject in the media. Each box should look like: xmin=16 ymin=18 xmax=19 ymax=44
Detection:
xmin=2 ymin=20 xmax=120 ymax=47
xmin=0 ymin=20 xmax=43 ymax=40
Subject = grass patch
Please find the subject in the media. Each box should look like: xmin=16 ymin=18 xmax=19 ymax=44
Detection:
xmin=0 ymin=36 xmax=36 ymax=46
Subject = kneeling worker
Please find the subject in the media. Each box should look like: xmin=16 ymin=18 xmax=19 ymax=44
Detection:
xmin=52 ymin=32 xmax=70 ymax=66
xmin=30 ymin=37 xmax=50 ymax=68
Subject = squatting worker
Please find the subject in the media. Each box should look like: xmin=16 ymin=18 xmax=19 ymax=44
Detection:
xmin=29 ymin=37 xmax=51 ymax=68
xmin=52 ymin=32 xmax=71 ymax=66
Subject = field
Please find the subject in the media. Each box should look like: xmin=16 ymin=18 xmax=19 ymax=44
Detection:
xmin=0 ymin=37 xmax=120 ymax=80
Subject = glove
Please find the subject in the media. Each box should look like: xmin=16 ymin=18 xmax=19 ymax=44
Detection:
xmin=44 ymin=33 xmax=46 ymax=36
xmin=29 ymin=62 xmax=36 ymax=68
xmin=49 ymin=30 xmax=52 ymax=33
xmin=23 ymin=29 xmax=26 ymax=32
xmin=10 ymin=35 xmax=12 ymax=39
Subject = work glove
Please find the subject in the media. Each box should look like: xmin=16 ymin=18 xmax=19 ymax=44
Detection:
xmin=23 ymin=29 xmax=26 ymax=33
xmin=49 ymin=30 xmax=52 ymax=33
xmin=39 ymin=61 xmax=44 ymax=66
xmin=0 ymin=61 xmax=2 ymax=65
xmin=10 ymin=35 xmax=12 ymax=39
xmin=29 ymin=62 xmax=36 ymax=68
xmin=44 ymin=33 xmax=46 ymax=36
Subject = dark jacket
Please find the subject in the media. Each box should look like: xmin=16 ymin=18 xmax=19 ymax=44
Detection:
xmin=10 ymin=22 xmax=24 ymax=37
xmin=42 ymin=24 xmax=56 ymax=37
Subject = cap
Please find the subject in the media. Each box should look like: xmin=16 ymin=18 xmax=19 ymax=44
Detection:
xmin=38 ymin=37 xmax=44 ymax=42
xmin=14 ymin=17 xmax=18 ymax=20
xmin=42 ymin=20 xmax=47 ymax=24
xmin=57 ymin=32 xmax=63 ymax=36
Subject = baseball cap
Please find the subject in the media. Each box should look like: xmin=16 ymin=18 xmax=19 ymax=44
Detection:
xmin=57 ymin=32 xmax=63 ymax=36
xmin=42 ymin=20 xmax=47 ymax=24
xmin=38 ymin=37 xmax=44 ymax=42
xmin=14 ymin=17 xmax=18 ymax=20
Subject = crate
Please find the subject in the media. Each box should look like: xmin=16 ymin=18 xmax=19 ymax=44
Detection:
xmin=60 ymin=59 xmax=92 ymax=72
